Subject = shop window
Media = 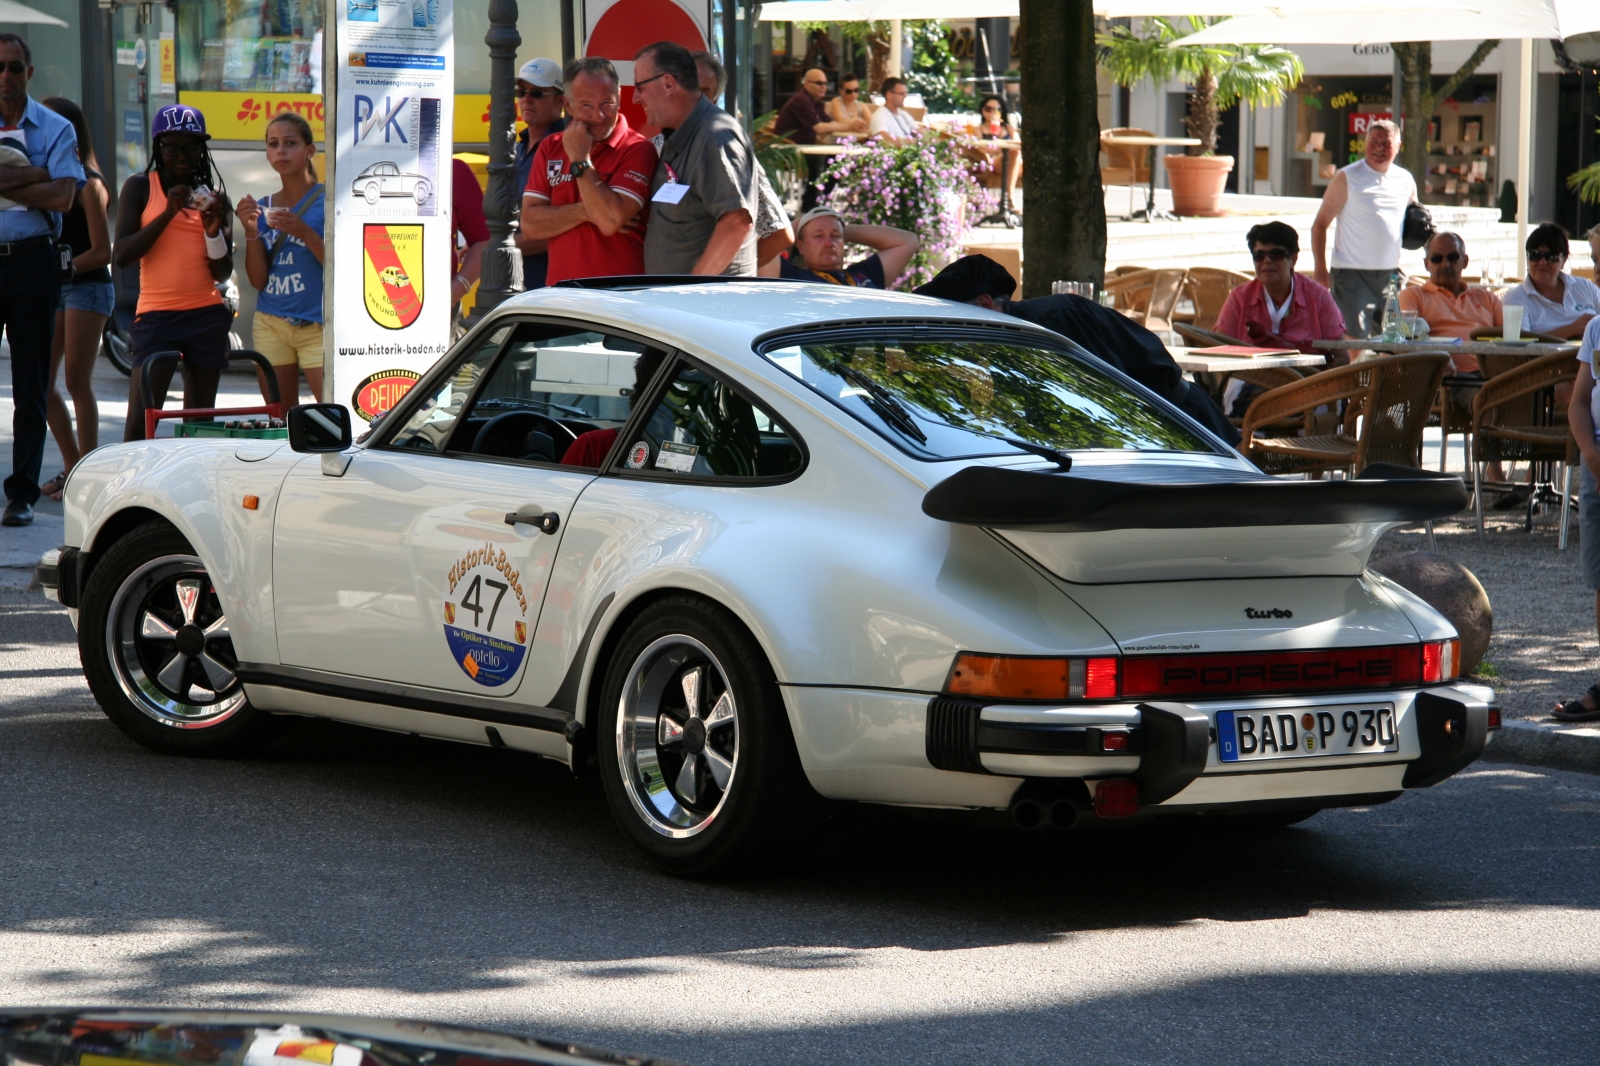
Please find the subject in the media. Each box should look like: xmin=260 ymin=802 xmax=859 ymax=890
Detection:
xmin=174 ymin=0 xmax=323 ymax=94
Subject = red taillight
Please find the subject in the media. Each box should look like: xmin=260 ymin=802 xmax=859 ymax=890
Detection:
xmin=1101 ymin=729 xmax=1130 ymax=751
xmin=1422 ymin=639 xmax=1461 ymax=683
xmin=1094 ymin=779 xmax=1139 ymax=818
xmin=1488 ymin=708 xmax=1502 ymax=730
xmin=946 ymin=653 xmax=1119 ymax=700
xmin=1085 ymin=657 xmax=1119 ymax=699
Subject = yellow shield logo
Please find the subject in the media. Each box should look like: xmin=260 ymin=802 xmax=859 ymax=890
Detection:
xmin=363 ymin=223 xmax=424 ymax=329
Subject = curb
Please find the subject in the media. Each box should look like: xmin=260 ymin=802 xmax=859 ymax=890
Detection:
xmin=1486 ymin=719 xmax=1600 ymax=774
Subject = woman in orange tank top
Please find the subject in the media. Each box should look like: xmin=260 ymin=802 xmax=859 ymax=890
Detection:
xmin=113 ymin=104 xmax=235 ymax=441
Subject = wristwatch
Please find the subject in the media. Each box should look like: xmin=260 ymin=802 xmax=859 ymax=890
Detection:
xmin=568 ymin=160 xmax=593 ymax=178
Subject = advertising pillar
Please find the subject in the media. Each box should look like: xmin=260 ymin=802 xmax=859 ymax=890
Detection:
xmin=326 ymin=0 xmax=455 ymax=425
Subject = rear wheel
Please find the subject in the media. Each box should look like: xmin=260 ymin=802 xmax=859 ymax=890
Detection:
xmin=597 ymin=597 xmax=810 ymax=877
xmin=78 ymin=522 xmax=291 ymax=756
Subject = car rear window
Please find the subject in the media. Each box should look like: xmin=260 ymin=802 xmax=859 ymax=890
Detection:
xmin=762 ymin=335 xmax=1214 ymax=461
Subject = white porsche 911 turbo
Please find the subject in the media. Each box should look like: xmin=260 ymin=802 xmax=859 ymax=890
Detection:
xmin=37 ymin=279 xmax=1497 ymax=875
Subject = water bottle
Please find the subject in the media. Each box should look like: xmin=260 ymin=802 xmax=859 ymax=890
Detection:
xmin=1380 ymin=276 xmax=1405 ymax=342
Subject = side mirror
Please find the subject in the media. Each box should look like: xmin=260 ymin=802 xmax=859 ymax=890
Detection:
xmin=287 ymin=403 xmax=353 ymax=453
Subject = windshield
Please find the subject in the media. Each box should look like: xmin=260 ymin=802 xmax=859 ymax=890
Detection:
xmin=763 ymin=335 xmax=1214 ymax=460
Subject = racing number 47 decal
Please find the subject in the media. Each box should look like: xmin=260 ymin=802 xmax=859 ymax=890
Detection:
xmin=443 ymin=542 xmax=529 ymax=687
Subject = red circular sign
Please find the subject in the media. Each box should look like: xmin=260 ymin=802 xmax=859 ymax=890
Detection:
xmin=352 ymin=369 xmax=421 ymax=423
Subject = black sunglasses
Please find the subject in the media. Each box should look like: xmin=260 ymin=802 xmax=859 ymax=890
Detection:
xmin=1527 ymin=250 xmax=1565 ymax=263
xmin=516 ymin=86 xmax=560 ymax=99
xmin=1 ymin=60 xmax=26 ymax=75
xmin=158 ymin=140 xmax=205 ymax=158
xmin=1428 ymin=251 xmax=1462 ymax=264
xmin=841 ymin=86 xmax=858 ymax=93
xmin=1252 ymin=247 xmax=1291 ymax=262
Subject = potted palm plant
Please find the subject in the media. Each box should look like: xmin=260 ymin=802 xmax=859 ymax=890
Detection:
xmin=1098 ymin=18 xmax=1303 ymax=216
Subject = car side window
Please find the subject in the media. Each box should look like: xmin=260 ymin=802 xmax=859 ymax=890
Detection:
xmin=618 ymin=360 xmax=803 ymax=479
xmin=383 ymin=325 xmax=511 ymax=453
xmin=452 ymin=322 xmax=670 ymax=467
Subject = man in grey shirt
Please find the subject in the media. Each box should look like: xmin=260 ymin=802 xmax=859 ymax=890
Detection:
xmin=632 ymin=40 xmax=758 ymax=276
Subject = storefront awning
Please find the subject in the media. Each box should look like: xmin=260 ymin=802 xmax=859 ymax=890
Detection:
xmin=0 ymin=0 xmax=68 ymax=25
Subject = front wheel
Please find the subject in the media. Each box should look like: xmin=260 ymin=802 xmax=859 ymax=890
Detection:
xmin=597 ymin=597 xmax=811 ymax=877
xmin=78 ymin=521 xmax=291 ymax=756
xmin=363 ymin=182 xmax=380 ymax=204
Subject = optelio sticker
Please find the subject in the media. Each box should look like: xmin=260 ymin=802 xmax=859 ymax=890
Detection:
xmin=442 ymin=541 xmax=529 ymax=686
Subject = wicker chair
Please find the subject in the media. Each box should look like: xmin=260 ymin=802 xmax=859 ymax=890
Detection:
xmin=1105 ymin=268 xmax=1187 ymax=333
xmin=1173 ymin=322 xmax=1244 ymax=348
xmin=1183 ymin=268 xmax=1251 ymax=330
xmin=1469 ymin=349 xmax=1579 ymax=543
xmin=1242 ymin=353 xmax=1449 ymax=477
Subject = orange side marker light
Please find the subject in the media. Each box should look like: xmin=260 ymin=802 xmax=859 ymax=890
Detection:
xmin=242 ymin=495 xmax=260 ymax=510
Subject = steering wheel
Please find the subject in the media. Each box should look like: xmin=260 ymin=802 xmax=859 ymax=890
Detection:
xmin=471 ymin=411 xmax=577 ymax=460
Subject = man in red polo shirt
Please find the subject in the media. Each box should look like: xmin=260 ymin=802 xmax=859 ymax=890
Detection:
xmin=520 ymin=56 xmax=656 ymax=284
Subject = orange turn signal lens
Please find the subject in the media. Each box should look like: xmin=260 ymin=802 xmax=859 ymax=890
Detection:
xmin=946 ymin=653 xmax=1120 ymax=700
xmin=241 ymin=495 xmax=260 ymax=511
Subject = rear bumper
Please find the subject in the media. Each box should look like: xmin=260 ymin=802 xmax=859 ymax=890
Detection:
xmin=926 ymin=682 xmax=1497 ymax=810
xmin=35 ymin=545 xmax=84 ymax=607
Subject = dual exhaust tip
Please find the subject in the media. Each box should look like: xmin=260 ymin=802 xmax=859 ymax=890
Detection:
xmin=1011 ymin=778 xmax=1141 ymax=830
xmin=1011 ymin=796 xmax=1080 ymax=832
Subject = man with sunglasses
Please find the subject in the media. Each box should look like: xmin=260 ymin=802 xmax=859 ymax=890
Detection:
xmin=0 ymin=32 xmax=84 ymax=527
xmin=512 ymin=58 xmax=567 ymax=289
xmin=1399 ymin=234 xmax=1501 ymax=368
xmin=776 ymin=68 xmax=865 ymax=211
xmin=1214 ymin=221 xmax=1345 ymax=360
xmin=1503 ymin=222 xmax=1600 ymax=341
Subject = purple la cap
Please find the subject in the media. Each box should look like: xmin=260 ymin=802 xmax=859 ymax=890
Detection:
xmin=151 ymin=104 xmax=210 ymax=141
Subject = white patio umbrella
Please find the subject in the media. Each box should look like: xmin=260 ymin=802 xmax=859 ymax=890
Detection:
xmin=0 ymin=0 xmax=68 ymax=25
xmin=755 ymin=0 xmax=1473 ymax=22
xmin=1177 ymin=0 xmax=1600 ymax=271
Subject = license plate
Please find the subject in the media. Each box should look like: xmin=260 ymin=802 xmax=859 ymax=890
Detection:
xmin=1216 ymin=704 xmax=1398 ymax=763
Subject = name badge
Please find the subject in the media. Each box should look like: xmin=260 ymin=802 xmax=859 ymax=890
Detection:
xmin=652 ymin=181 xmax=690 ymax=205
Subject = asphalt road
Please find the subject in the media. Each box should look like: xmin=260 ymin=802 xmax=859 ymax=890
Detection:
xmin=0 ymin=580 xmax=1597 ymax=1066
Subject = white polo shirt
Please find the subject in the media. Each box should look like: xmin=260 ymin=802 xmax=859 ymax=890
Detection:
xmin=1502 ymin=273 xmax=1600 ymax=335
xmin=1579 ymin=316 xmax=1600 ymax=445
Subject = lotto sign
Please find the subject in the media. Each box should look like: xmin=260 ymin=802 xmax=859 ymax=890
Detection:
xmin=442 ymin=543 xmax=530 ymax=687
xmin=363 ymin=224 xmax=425 ymax=328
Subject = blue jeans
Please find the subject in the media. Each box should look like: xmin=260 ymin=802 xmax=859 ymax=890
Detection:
xmin=60 ymin=280 xmax=116 ymax=317
xmin=1 ymin=242 xmax=61 ymax=506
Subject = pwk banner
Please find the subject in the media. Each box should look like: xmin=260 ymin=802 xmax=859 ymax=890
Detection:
xmin=327 ymin=0 xmax=454 ymax=424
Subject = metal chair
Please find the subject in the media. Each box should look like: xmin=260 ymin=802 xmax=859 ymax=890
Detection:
xmin=1100 ymin=128 xmax=1154 ymax=219
xmin=1469 ymin=349 xmax=1579 ymax=545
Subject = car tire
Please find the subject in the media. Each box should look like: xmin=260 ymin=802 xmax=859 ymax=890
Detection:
xmin=596 ymin=596 xmax=812 ymax=877
xmin=363 ymin=182 xmax=379 ymax=204
xmin=413 ymin=180 xmax=431 ymax=204
xmin=78 ymin=521 xmax=291 ymax=757
xmin=100 ymin=318 xmax=133 ymax=376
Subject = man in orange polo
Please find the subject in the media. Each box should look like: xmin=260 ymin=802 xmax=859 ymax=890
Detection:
xmin=1399 ymin=231 xmax=1502 ymax=374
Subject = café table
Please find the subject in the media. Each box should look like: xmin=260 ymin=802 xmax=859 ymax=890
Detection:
xmin=1101 ymin=135 xmax=1202 ymax=222
xmin=973 ymin=138 xmax=1023 ymax=229
xmin=1167 ymin=347 xmax=1327 ymax=374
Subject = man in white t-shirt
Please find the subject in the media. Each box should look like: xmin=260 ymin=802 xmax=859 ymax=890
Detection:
xmin=868 ymin=78 xmax=920 ymax=143
xmin=1555 ymin=314 xmax=1600 ymax=720
xmin=1310 ymin=119 xmax=1417 ymax=337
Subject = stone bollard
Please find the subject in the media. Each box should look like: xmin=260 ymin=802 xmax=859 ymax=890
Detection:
xmin=1372 ymin=551 xmax=1494 ymax=675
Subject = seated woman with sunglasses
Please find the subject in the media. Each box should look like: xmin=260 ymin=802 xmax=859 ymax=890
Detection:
xmin=822 ymin=74 xmax=872 ymax=142
xmin=1502 ymin=221 xmax=1600 ymax=340
xmin=1214 ymin=221 xmax=1347 ymax=362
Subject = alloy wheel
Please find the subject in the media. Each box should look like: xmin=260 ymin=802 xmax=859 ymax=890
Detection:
xmin=616 ymin=634 xmax=740 ymax=838
xmin=105 ymin=554 xmax=246 ymax=728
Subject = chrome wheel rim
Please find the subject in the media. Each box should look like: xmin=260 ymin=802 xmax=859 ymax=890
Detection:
xmin=616 ymin=634 xmax=740 ymax=839
xmin=105 ymin=553 xmax=247 ymax=728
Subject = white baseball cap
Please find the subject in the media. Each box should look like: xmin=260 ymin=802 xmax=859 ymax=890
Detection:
xmin=517 ymin=57 xmax=562 ymax=89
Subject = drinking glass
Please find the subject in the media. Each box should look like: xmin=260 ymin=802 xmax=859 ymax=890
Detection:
xmin=1052 ymin=281 xmax=1095 ymax=299
xmin=1485 ymin=260 xmax=1505 ymax=288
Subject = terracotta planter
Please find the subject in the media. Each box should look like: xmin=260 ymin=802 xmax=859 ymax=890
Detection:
xmin=1162 ymin=154 xmax=1235 ymax=217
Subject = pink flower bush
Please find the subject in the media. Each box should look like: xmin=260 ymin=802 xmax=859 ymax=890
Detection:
xmin=818 ymin=125 xmax=996 ymax=290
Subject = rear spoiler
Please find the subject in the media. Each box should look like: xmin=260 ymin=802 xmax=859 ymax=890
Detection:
xmin=922 ymin=462 xmax=1467 ymax=532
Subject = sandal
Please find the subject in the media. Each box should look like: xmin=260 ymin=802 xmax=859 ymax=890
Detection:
xmin=39 ymin=471 xmax=67 ymax=501
xmin=1552 ymin=684 xmax=1600 ymax=722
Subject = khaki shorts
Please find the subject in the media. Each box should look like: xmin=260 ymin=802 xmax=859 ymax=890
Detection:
xmin=254 ymin=312 xmax=324 ymax=369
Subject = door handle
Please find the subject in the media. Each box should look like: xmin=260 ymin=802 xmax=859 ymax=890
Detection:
xmin=505 ymin=510 xmax=560 ymax=535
